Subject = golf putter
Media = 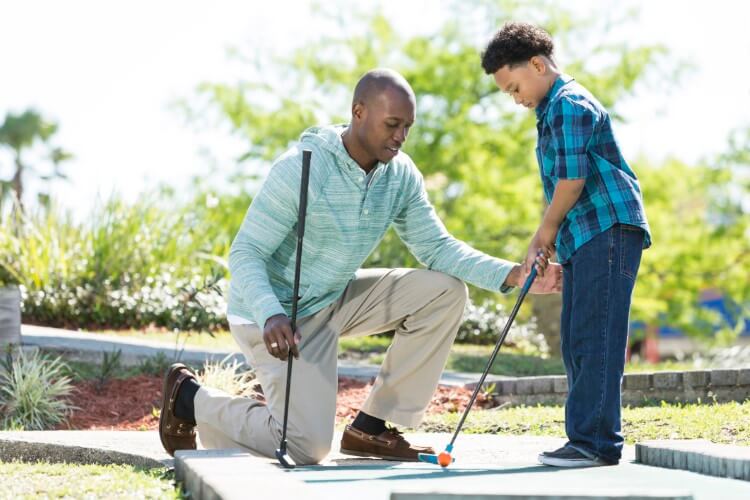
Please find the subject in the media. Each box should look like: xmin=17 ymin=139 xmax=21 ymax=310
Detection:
xmin=418 ymin=260 xmax=540 ymax=467
xmin=275 ymin=149 xmax=312 ymax=469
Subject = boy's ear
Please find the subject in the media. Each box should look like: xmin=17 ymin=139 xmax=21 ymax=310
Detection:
xmin=530 ymin=56 xmax=547 ymax=75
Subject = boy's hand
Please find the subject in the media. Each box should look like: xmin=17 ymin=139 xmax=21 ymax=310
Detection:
xmin=524 ymin=222 xmax=558 ymax=276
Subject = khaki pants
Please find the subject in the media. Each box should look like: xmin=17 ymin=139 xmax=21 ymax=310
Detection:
xmin=194 ymin=268 xmax=468 ymax=464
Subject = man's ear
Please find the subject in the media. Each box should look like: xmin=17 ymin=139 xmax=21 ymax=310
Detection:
xmin=352 ymin=102 xmax=365 ymax=122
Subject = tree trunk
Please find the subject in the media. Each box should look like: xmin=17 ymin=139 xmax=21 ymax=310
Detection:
xmin=0 ymin=286 xmax=21 ymax=347
xmin=12 ymin=151 xmax=23 ymax=213
xmin=531 ymin=293 xmax=562 ymax=357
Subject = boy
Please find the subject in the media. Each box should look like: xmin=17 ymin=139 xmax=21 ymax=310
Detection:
xmin=481 ymin=22 xmax=651 ymax=467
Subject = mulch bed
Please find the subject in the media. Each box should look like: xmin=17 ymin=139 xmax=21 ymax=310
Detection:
xmin=59 ymin=376 xmax=493 ymax=431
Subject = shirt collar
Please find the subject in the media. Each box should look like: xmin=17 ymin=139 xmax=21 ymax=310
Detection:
xmin=535 ymin=73 xmax=575 ymax=121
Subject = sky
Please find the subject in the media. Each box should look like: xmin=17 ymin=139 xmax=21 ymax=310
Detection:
xmin=1 ymin=0 xmax=749 ymax=218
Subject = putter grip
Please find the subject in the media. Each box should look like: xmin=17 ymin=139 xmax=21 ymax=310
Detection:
xmin=520 ymin=265 xmax=538 ymax=296
xmin=298 ymin=150 xmax=311 ymax=239
xmin=290 ymin=150 xmax=311 ymax=332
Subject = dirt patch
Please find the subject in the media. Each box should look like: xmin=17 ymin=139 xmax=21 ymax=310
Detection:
xmin=61 ymin=376 xmax=492 ymax=430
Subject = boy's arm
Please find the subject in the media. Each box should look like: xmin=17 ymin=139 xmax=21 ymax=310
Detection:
xmin=525 ymin=179 xmax=585 ymax=270
xmin=524 ymin=97 xmax=597 ymax=272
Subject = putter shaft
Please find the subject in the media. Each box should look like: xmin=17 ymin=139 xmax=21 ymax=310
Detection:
xmin=447 ymin=266 xmax=538 ymax=448
xmin=277 ymin=149 xmax=312 ymax=468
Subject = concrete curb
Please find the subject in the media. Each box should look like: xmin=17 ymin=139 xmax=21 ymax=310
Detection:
xmin=175 ymin=449 xmax=326 ymax=500
xmin=0 ymin=431 xmax=168 ymax=469
xmin=390 ymin=492 xmax=694 ymax=500
xmin=0 ymin=440 xmax=165 ymax=469
xmin=636 ymin=440 xmax=750 ymax=481
xmin=20 ymin=324 xmax=244 ymax=369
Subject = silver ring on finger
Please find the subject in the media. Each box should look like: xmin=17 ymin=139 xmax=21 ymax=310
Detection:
xmin=270 ymin=342 xmax=279 ymax=349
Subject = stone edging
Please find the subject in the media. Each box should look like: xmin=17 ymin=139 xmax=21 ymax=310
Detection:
xmin=636 ymin=440 xmax=750 ymax=481
xmin=485 ymin=368 xmax=750 ymax=407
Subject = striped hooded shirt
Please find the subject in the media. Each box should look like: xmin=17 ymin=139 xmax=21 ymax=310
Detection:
xmin=227 ymin=124 xmax=516 ymax=326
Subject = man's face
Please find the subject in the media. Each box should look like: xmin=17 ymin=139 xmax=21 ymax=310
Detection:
xmin=353 ymin=86 xmax=416 ymax=164
xmin=493 ymin=57 xmax=551 ymax=109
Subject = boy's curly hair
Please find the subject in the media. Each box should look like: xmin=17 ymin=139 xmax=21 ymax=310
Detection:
xmin=481 ymin=22 xmax=554 ymax=74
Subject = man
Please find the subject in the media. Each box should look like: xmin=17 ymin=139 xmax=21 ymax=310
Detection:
xmin=159 ymin=68 xmax=561 ymax=465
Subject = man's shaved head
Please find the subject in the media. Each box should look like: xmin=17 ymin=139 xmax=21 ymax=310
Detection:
xmin=342 ymin=68 xmax=416 ymax=170
xmin=352 ymin=68 xmax=415 ymax=106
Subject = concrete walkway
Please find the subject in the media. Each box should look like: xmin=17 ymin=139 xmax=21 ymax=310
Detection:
xmin=3 ymin=430 xmax=750 ymax=499
xmin=20 ymin=324 xmax=513 ymax=387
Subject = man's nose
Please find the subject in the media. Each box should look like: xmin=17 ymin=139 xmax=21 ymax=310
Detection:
xmin=395 ymin=127 xmax=408 ymax=143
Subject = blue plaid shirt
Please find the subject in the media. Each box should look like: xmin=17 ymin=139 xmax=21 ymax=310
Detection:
xmin=535 ymin=74 xmax=651 ymax=263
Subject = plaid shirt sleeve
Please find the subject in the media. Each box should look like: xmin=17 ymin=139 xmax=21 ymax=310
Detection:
xmin=550 ymin=97 xmax=598 ymax=179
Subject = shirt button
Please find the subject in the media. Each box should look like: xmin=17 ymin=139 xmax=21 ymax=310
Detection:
xmin=358 ymin=178 xmax=364 ymax=183
xmin=363 ymin=209 xmax=369 ymax=215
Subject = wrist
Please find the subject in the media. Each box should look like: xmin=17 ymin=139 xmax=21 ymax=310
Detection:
xmin=541 ymin=217 xmax=560 ymax=232
xmin=265 ymin=313 xmax=286 ymax=327
xmin=504 ymin=265 xmax=523 ymax=288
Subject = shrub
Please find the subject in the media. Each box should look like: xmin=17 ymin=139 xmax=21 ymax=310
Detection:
xmin=0 ymin=349 xmax=76 ymax=430
xmin=197 ymin=356 xmax=259 ymax=398
xmin=457 ymin=301 xmax=549 ymax=355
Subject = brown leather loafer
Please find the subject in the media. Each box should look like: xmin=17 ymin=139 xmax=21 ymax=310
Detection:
xmin=339 ymin=424 xmax=435 ymax=461
xmin=159 ymin=363 xmax=198 ymax=456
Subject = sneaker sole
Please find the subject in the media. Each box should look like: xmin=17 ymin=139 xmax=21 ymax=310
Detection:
xmin=538 ymin=454 xmax=607 ymax=468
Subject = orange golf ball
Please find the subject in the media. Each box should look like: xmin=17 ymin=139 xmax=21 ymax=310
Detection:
xmin=438 ymin=452 xmax=452 ymax=467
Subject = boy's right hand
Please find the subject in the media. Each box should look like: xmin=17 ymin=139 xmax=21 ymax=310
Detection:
xmin=524 ymin=237 xmax=553 ymax=277
xmin=263 ymin=314 xmax=301 ymax=361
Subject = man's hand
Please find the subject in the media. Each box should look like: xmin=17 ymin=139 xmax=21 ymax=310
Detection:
xmin=528 ymin=262 xmax=562 ymax=294
xmin=263 ymin=314 xmax=301 ymax=361
xmin=505 ymin=262 xmax=562 ymax=294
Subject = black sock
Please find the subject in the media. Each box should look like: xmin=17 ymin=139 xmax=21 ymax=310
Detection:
xmin=351 ymin=411 xmax=386 ymax=435
xmin=174 ymin=378 xmax=200 ymax=424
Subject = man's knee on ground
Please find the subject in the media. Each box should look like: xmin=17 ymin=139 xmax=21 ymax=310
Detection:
xmin=287 ymin=427 xmax=333 ymax=465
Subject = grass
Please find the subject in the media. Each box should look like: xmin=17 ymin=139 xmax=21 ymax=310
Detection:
xmin=417 ymin=400 xmax=750 ymax=446
xmin=0 ymin=461 xmax=182 ymax=499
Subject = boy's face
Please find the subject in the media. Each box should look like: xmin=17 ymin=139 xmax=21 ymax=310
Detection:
xmin=492 ymin=56 xmax=554 ymax=110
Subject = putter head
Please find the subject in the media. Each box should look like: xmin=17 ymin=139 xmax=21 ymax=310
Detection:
xmin=275 ymin=448 xmax=296 ymax=469
xmin=417 ymin=452 xmax=439 ymax=464
xmin=418 ymin=451 xmax=455 ymax=467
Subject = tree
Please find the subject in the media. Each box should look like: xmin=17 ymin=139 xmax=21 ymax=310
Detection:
xmin=187 ymin=1 xmax=748 ymax=346
xmin=0 ymin=109 xmax=72 ymax=217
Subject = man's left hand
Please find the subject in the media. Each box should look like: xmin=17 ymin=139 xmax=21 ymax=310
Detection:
xmin=528 ymin=262 xmax=562 ymax=294
xmin=505 ymin=262 xmax=562 ymax=293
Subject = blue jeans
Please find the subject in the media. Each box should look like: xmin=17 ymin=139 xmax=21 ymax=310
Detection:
xmin=560 ymin=224 xmax=644 ymax=463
